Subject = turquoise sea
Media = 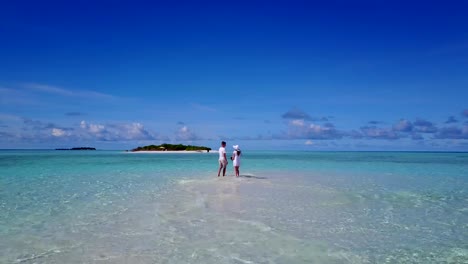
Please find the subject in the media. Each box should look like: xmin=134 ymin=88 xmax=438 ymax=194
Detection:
xmin=1 ymin=150 xmax=467 ymax=263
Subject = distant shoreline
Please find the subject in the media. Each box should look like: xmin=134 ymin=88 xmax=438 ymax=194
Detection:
xmin=128 ymin=150 xmax=211 ymax=154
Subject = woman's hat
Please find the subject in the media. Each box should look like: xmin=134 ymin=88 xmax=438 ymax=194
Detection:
xmin=233 ymin=145 xmax=240 ymax=150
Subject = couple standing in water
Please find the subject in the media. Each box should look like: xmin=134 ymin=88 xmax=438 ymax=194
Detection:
xmin=217 ymin=141 xmax=241 ymax=177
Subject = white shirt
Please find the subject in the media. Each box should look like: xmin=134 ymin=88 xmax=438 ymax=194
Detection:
xmin=232 ymin=150 xmax=241 ymax=166
xmin=218 ymin=147 xmax=226 ymax=161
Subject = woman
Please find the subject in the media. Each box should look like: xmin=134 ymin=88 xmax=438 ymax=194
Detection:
xmin=231 ymin=145 xmax=241 ymax=177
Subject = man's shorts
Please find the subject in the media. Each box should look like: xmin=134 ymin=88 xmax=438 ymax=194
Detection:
xmin=219 ymin=159 xmax=227 ymax=168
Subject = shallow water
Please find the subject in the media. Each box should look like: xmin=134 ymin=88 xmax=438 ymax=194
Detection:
xmin=0 ymin=150 xmax=467 ymax=263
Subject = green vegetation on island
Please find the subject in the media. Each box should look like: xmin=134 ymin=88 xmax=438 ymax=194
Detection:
xmin=56 ymin=147 xmax=96 ymax=150
xmin=131 ymin=143 xmax=211 ymax=152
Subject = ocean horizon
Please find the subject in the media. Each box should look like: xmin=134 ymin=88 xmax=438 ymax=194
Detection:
xmin=1 ymin=150 xmax=467 ymax=263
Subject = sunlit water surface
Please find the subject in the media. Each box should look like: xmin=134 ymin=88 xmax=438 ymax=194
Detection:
xmin=1 ymin=150 xmax=467 ymax=263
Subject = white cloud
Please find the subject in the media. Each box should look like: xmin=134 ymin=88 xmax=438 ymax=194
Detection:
xmin=121 ymin=123 xmax=154 ymax=140
xmin=360 ymin=126 xmax=399 ymax=140
xmin=393 ymin=119 xmax=413 ymax=132
xmin=175 ymin=125 xmax=200 ymax=141
xmin=309 ymin=124 xmax=332 ymax=133
xmin=280 ymin=121 xmax=342 ymax=140
xmin=305 ymin=140 xmax=313 ymax=145
xmin=23 ymin=83 xmax=115 ymax=100
xmin=26 ymin=83 xmax=74 ymax=96
xmin=80 ymin=121 xmax=106 ymax=134
xmin=51 ymin=128 xmax=67 ymax=137
xmin=412 ymin=119 xmax=437 ymax=133
xmin=80 ymin=120 xmax=156 ymax=141
xmin=291 ymin=119 xmax=305 ymax=127
xmin=80 ymin=120 xmax=105 ymax=134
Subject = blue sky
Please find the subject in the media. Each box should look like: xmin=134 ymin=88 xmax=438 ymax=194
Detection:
xmin=1 ymin=1 xmax=468 ymax=150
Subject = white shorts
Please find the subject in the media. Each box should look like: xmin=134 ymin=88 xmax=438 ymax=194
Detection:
xmin=219 ymin=159 xmax=227 ymax=168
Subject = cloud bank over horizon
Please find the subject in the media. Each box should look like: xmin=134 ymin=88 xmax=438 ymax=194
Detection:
xmin=1 ymin=105 xmax=467 ymax=150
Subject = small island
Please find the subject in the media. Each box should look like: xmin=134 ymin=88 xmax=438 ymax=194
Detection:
xmin=56 ymin=147 xmax=96 ymax=150
xmin=131 ymin=143 xmax=211 ymax=152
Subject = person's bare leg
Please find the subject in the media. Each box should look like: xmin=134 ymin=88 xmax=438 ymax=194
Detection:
xmin=218 ymin=163 xmax=222 ymax=177
xmin=223 ymin=166 xmax=227 ymax=176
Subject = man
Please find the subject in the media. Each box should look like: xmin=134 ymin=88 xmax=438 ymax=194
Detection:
xmin=217 ymin=141 xmax=228 ymax=177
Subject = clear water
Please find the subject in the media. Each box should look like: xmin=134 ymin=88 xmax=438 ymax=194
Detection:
xmin=1 ymin=150 xmax=467 ymax=263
